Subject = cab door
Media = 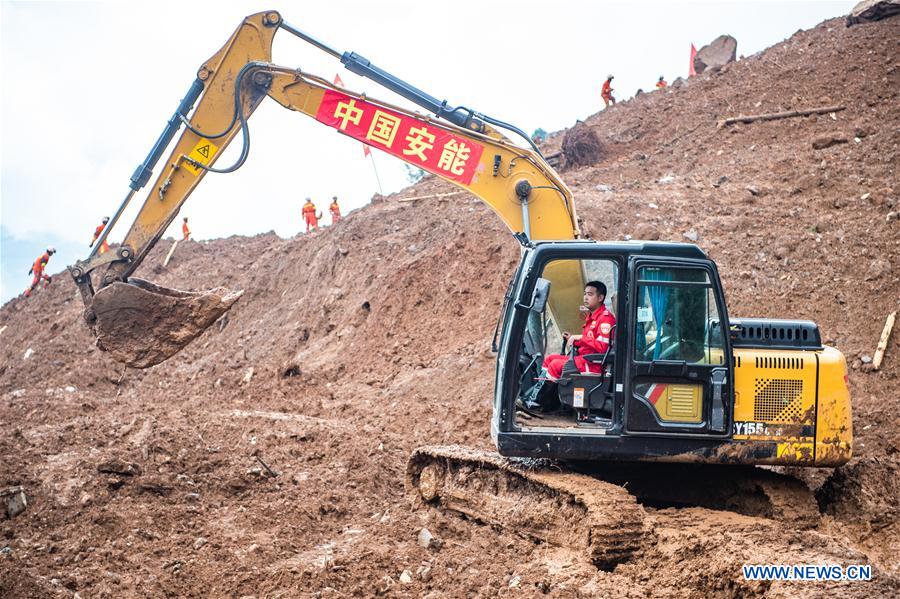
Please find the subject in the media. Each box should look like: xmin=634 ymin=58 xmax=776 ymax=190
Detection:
xmin=624 ymin=258 xmax=732 ymax=437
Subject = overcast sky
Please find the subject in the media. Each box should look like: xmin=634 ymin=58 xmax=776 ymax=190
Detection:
xmin=1 ymin=0 xmax=856 ymax=301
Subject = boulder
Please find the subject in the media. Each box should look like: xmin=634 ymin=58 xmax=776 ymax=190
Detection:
xmin=693 ymin=35 xmax=738 ymax=74
xmin=847 ymin=0 xmax=900 ymax=26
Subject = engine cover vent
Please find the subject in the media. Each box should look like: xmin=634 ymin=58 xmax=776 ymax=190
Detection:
xmin=754 ymin=378 xmax=804 ymax=423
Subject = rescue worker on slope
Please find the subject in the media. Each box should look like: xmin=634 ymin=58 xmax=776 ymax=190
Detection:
xmin=520 ymin=281 xmax=616 ymax=410
xmin=90 ymin=217 xmax=110 ymax=254
xmin=656 ymin=76 xmax=668 ymax=90
xmin=329 ymin=196 xmax=341 ymax=225
xmin=302 ymin=197 xmax=319 ymax=233
xmin=25 ymin=247 xmax=56 ymax=297
xmin=182 ymin=217 xmax=191 ymax=241
xmin=601 ymin=75 xmax=616 ymax=108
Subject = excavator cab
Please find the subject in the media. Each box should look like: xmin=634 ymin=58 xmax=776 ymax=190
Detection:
xmin=492 ymin=240 xmax=734 ymax=461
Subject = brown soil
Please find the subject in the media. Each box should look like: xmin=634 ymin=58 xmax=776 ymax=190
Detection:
xmin=2 ymin=15 xmax=899 ymax=598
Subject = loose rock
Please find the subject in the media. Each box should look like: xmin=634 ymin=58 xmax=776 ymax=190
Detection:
xmin=865 ymin=259 xmax=891 ymax=280
xmin=812 ymin=134 xmax=848 ymax=150
xmin=97 ymin=460 xmax=141 ymax=476
xmin=2 ymin=487 xmax=27 ymax=519
xmin=417 ymin=528 xmax=434 ymax=549
xmin=693 ymin=35 xmax=738 ymax=74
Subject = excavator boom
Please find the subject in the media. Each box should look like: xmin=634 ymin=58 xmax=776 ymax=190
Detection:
xmin=70 ymin=10 xmax=583 ymax=368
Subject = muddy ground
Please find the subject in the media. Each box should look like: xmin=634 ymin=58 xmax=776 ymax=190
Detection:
xmin=2 ymin=15 xmax=899 ymax=599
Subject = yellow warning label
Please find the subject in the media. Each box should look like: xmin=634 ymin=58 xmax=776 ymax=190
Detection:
xmin=183 ymin=138 xmax=219 ymax=176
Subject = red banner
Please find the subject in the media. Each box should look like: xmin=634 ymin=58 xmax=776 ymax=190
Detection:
xmin=315 ymin=90 xmax=485 ymax=185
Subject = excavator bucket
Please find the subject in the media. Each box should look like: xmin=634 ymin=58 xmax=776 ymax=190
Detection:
xmin=89 ymin=278 xmax=243 ymax=368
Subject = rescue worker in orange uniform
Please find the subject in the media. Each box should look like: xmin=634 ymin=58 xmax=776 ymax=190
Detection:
xmin=329 ymin=196 xmax=341 ymax=225
xmin=601 ymin=75 xmax=616 ymax=108
xmin=182 ymin=217 xmax=191 ymax=240
xmin=90 ymin=217 xmax=110 ymax=254
xmin=520 ymin=281 xmax=616 ymax=410
xmin=656 ymin=76 xmax=668 ymax=89
xmin=302 ymin=197 xmax=319 ymax=233
xmin=25 ymin=247 xmax=56 ymax=297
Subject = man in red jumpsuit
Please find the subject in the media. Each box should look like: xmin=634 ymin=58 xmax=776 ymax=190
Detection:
xmin=520 ymin=281 xmax=616 ymax=410
xmin=182 ymin=217 xmax=191 ymax=240
xmin=542 ymin=281 xmax=616 ymax=380
xmin=91 ymin=217 xmax=110 ymax=254
xmin=302 ymin=197 xmax=319 ymax=233
xmin=656 ymin=76 xmax=668 ymax=89
xmin=601 ymin=75 xmax=616 ymax=108
xmin=329 ymin=196 xmax=341 ymax=225
xmin=25 ymin=247 xmax=56 ymax=297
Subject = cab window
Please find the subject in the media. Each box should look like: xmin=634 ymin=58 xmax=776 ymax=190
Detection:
xmin=537 ymin=258 xmax=618 ymax=355
xmin=634 ymin=266 xmax=723 ymax=363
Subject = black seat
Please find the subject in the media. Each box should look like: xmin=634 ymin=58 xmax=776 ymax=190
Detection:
xmin=556 ymin=326 xmax=616 ymax=421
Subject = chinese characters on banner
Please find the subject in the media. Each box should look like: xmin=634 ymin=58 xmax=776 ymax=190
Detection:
xmin=315 ymin=90 xmax=485 ymax=185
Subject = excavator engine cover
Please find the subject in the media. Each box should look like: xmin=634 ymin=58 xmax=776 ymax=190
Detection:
xmin=90 ymin=278 xmax=243 ymax=368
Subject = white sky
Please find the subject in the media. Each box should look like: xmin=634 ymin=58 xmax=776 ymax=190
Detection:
xmin=1 ymin=0 xmax=855 ymax=250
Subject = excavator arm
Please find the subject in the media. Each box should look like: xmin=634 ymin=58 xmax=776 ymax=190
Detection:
xmin=71 ymin=10 xmax=584 ymax=367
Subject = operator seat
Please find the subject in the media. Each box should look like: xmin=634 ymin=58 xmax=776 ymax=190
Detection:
xmin=556 ymin=325 xmax=616 ymax=422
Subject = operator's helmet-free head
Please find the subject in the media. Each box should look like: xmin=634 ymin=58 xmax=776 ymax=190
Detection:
xmin=47 ymin=246 xmax=56 ymax=255
xmin=584 ymin=280 xmax=607 ymax=309
xmin=102 ymin=216 xmax=109 ymax=223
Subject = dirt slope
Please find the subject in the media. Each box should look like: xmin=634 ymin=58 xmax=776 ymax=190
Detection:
xmin=1 ymin=15 xmax=898 ymax=598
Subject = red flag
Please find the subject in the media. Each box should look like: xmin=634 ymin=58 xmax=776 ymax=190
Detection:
xmin=363 ymin=144 xmax=371 ymax=158
xmin=689 ymin=43 xmax=697 ymax=77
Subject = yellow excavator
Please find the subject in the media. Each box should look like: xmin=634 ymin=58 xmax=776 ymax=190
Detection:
xmin=69 ymin=11 xmax=852 ymax=568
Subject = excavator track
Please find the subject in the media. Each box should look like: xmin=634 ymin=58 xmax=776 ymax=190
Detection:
xmin=406 ymin=445 xmax=648 ymax=570
xmin=568 ymin=462 xmax=821 ymax=529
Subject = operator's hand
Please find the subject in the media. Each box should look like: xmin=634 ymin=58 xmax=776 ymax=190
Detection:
xmin=568 ymin=334 xmax=583 ymax=343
